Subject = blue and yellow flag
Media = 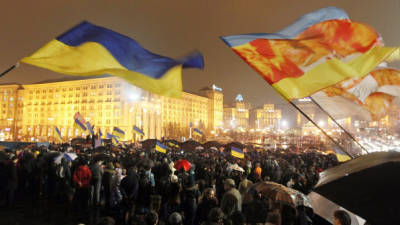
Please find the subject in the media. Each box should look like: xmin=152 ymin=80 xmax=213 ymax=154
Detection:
xmin=73 ymin=112 xmax=87 ymax=131
xmin=112 ymin=127 xmax=125 ymax=139
xmin=334 ymin=147 xmax=351 ymax=162
xmin=193 ymin=128 xmax=203 ymax=136
xmin=55 ymin=127 xmax=62 ymax=142
xmin=98 ymin=128 xmax=103 ymax=138
xmin=86 ymin=121 xmax=95 ymax=136
xmin=74 ymin=118 xmax=86 ymax=131
xmin=155 ymin=141 xmax=167 ymax=154
xmin=107 ymin=133 xmax=119 ymax=145
xmin=231 ymin=147 xmax=244 ymax=159
xmin=21 ymin=21 xmax=204 ymax=98
xmin=133 ymin=125 xmax=145 ymax=136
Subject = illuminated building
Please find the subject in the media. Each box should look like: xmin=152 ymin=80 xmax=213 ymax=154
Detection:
xmin=200 ymin=85 xmax=224 ymax=130
xmin=250 ymin=104 xmax=282 ymax=131
xmin=0 ymin=84 xmax=22 ymax=141
xmin=0 ymin=77 xmax=223 ymax=141
xmin=224 ymin=94 xmax=251 ymax=129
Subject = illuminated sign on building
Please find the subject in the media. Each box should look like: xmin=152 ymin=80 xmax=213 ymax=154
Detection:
xmin=212 ymin=84 xmax=222 ymax=92
xmin=236 ymin=94 xmax=243 ymax=102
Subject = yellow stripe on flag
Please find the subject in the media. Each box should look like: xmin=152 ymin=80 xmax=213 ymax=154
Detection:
xmin=21 ymin=40 xmax=183 ymax=98
xmin=233 ymin=43 xmax=399 ymax=100
xmin=231 ymin=151 xmax=244 ymax=159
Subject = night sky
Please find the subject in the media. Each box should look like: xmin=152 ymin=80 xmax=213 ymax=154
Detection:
xmin=1 ymin=0 xmax=399 ymax=107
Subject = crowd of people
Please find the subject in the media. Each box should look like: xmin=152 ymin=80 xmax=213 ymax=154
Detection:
xmin=0 ymin=140 xmax=343 ymax=225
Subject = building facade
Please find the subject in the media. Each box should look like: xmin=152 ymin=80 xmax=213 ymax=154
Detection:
xmin=0 ymin=77 xmax=223 ymax=142
xmin=223 ymin=95 xmax=251 ymax=129
xmin=250 ymin=104 xmax=282 ymax=131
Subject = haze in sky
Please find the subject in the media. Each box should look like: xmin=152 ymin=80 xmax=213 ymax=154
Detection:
xmin=1 ymin=0 xmax=399 ymax=106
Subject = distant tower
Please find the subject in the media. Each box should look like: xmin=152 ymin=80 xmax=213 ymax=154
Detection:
xmin=200 ymin=84 xmax=224 ymax=130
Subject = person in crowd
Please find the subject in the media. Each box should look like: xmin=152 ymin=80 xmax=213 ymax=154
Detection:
xmin=90 ymin=159 xmax=104 ymax=207
xmin=169 ymin=212 xmax=183 ymax=225
xmin=3 ymin=156 xmax=18 ymax=207
xmin=145 ymin=210 xmax=159 ymax=225
xmin=120 ymin=166 xmax=139 ymax=225
xmin=103 ymin=161 xmax=115 ymax=210
xmin=220 ymin=179 xmax=241 ymax=214
xmin=333 ymin=210 xmax=352 ymax=225
xmin=73 ymin=158 xmax=92 ymax=212
xmin=237 ymin=174 xmax=253 ymax=199
xmin=195 ymin=188 xmax=219 ymax=225
xmin=182 ymin=178 xmax=201 ymax=225
xmin=203 ymin=207 xmax=225 ymax=225
xmin=266 ymin=212 xmax=280 ymax=225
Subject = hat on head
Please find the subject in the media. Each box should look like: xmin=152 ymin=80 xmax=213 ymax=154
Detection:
xmin=224 ymin=178 xmax=235 ymax=187
xmin=169 ymin=212 xmax=183 ymax=225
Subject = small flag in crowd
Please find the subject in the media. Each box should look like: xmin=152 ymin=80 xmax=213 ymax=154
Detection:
xmin=193 ymin=128 xmax=203 ymax=136
xmin=107 ymin=133 xmax=119 ymax=145
xmin=20 ymin=21 xmax=204 ymax=98
xmin=155 ymin=141 xmax=167 ymax=154
xmin=231 ymin=147 xmax=244 ymax=159
xmin=334 ymin=147 xmax=351 ymax=162
xmin=112 ymin=127 xmax=125 ymax=139
xmin=55 ymin=127 xmax=62 ymax=142
xmin=133 ymin=125 xmax=145 ymax=136
xmin=86 ymin=121 xmax=95 ymax=136
xmin=73 ymin=112 xmax=87 ymax=131
xmin=98 ymin=128 xmax=103 ymax=138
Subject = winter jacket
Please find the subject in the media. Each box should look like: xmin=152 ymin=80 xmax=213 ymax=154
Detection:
xmin=73 ymin=165 xmax=92 ymax=188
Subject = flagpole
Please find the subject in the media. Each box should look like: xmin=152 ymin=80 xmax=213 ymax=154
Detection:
xmin=309 ymin=97 xmax=369 ymax=154
xmin=288 ymin=101 xmax=354 ymax=159
xmin=0 ymin=63 xmax=19 ymax=78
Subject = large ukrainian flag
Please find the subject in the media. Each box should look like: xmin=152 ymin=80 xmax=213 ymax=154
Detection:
xmin=21 ymin=21 xmax=204 ymax=98
xmin=221 ymin=7 xmax=399 ymax=100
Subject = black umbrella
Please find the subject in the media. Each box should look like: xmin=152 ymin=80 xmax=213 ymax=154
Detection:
xmin=202 ymin=141 xmax=222 ymax=149
xmin=141 ymin=139 xmax=159 ymax=150
xmin=181 ymin=140 xmax=201 ymax=151
xmin=93 ymin=153 xmax=110 ymax=162
xmin=314 ymin=152 xmax=400 ymax=225
xmin=225 ymin=142 xmax=245 ymax=149
xmin=71 ymin=137 xmax=86 ymax=146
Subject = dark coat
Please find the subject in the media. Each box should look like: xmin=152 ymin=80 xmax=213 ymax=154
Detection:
xmin=119 ymin=168 xmax=139 ymax=199
xmin=4 ymin=160 xmax=18 ymax=190
xmin=195 ymin=198 xmax=218 ymax=225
